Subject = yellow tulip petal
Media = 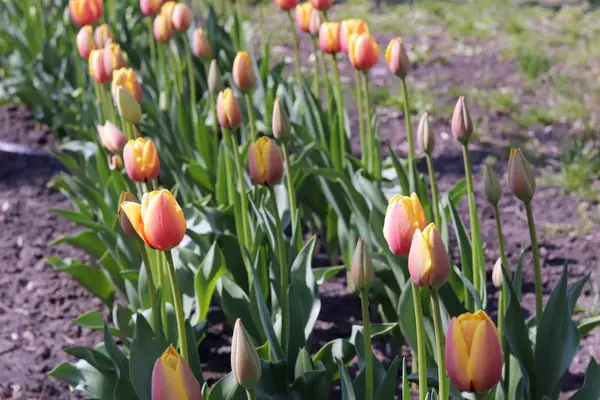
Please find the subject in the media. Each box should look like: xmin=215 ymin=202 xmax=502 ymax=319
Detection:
xmin=120 ymin=202 xmax=146 ymax=243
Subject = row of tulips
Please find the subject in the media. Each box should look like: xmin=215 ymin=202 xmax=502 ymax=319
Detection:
xmin=2 ymin=0 xmax=599 ymax=398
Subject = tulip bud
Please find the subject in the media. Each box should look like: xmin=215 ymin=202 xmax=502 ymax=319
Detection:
xmin=153 ymin=14 xmax=174 ymax=42
xmin=445 ymin=310 xmax=503 ymax=392
xmin=121 ymin=190 xmax=186 ymax=250
xmin=417 ymin=112 xmax=434 ymax=154
xmin=483 ymin=163 xmax=501 ymax=206
xmin=274 ymin=0 xmax=299 ymax=10
xmin=172 ymin=3 xmax=191 ymax=31
xmin=160 ymin=0 xmax=176 ymax=19
xmin=152 ymin=345 xmax=203 ymax=400
xmin=118 ymin=192 xmax=139 ymax=237
xmin=348 ymin=33 xmax=379 ymax=71
xmin=492 ymin=257 xmax=510 ymax=288
xmin=295 ymin=2 xmax=313 ymax=34
xmin=140 ymin=0 xmax=164 ymax=16
xmin=216 ymin=89 xmax=242 ymax=129
xmin=232 ymin=51 xmax=256 ymax=92
xmin=294 ymin=347 xmax=314 ymax=379
xmin=383 ymin=193 xmax=427 ymax=256
xmin=385 ymin=37 xmax=411 ymax=78
xmin=340 ymin=19 xmax=368 ymax=53
xmin=192 ymin=28 xmax=211 ymax=60
xmin=308 ymin=8 xmax=323 ymax=37
xmin=318 ymin=22 xmax=341 ymax=54
xmin=69 ymin=0 xmax=103 ymax=26
xmin=103 ymin=43 xmax=126 ymax=77
xmin=350 ymin=237 xmax=374 ymax=292
xmin=76 ymin=25 xmax=95 ymax=59
xmin=408 ymin=223 xmax=449 ymax=289
xmin=310 ymin=0 xmax=332 ymax=10
xmin=248 ymin=137 xmax=284 ymax=186
xmin=231 ymin=319 xmax=262 ymax=391
xmin=109 ymin=155 xmax=123 ymax=171
xmin=207 ymin=59 xmax=222 ymax=94
xmin=112 ymin=68 xmax=143 ymax=105
xmin=97 ymin=121 xmax=127 ymax=152
xmin=451 ymin=96 xmax=473 ymax=144
xmin=123 ymin=137 xmax=160 ymax=182
xmin=507 ymin=148 xmax=536 ymax=202
xmin=272 ymin=97 xmax=291 ymax=139
xmin=116 ymin=86 xmax=142 ymax=124
xmin=89 ymin=49 xmax=111 ymax=84
xmin=94 ymin=24 xmax=113 ymax=48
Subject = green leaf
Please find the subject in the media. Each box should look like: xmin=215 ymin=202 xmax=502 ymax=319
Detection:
xmin=49 ymin=360 xmax=116 ymax=399
xmin=313 ymin=265 xmax=345 ymax=285
xmin=374 ymin=357 xmax=400 ymax=400
xmin=448 ymin=202 xmax=475 ymax=307
xmin=130 ymin=314 xmax=167 ymax=400
xmin=290 ymin=369 xmax=333 ymax=400
xmin=387 ymin=144 xmax=409 ymax=195
xmin=185 ymin=320 xmax=205 ymax=387
xmin=64 ymin=347 xmax=115 ymax=377
xmin=336 ymin=358 xmax=357 ymax=400
xmin=256 ymin=360 xmax=289 ymax=398
xmin=402 ymin=357 xmax=409 ymax=400
xmin=194 ymin=242 xmax=226 ymax=322
xmin=47 ymin=257 xmax=114 ymax=303
xmin=48 ymin=362 xmax=84 ymax=388
xmin=290 ymin=236 xmax=320 ymax=340
xmin=313 ymin=339 xmax=355 ymax=375
xmin=186 ymin=163 xmax=215 ymax=192
xmin=50 ymin=208 xmax=104 ymax=230
xmin=217 ymin=277 xmax=264 ymax=345
xmin=571 ymin=358 xmax=600 ymax=400
xmin=577 ymin=315 xmax=600 ymax=338
xmin=209 ymin=372 xmax=246 ymax=400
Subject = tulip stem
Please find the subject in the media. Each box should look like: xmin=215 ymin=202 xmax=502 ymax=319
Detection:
xmin=425 ymin=153 xmax=441 ymax=227
xmin=492 ymin=205 xmax=509 ymax=345
xmin=411 ymin=282 xmax=427 ymax=400
xmin=461 ymin=143 xmax=480 ymax=311
xmin=281 ymin=142 xmax=300 ymax=250
xmin=319 ymin=49 xmax=332 ymax=114
xmin=330 ymin=55 xmax=346 ymax=171
xmin=184 ymin=35 xmax=197 ymax=144
xmin=400 ymin=76 xmax=415 ymax=191
xmin=246 ymin=389 xmax=256 ymax=400
xmin=225 ymin=128 xmax=252 ymax=250
xmin=362 ymin=71 xmax=379 ymax=180
xmin=355 ymin=70 xmax=367 ymax=171
xmin=164 ymin=250 xmax=189 ymax=362
xmin=524 ymin=201 xmax=543 ymax=326
xmin=245 ymin=92 xmax=257 ymax=142
xmin=360 ymin=289 xmax=374 ymax=400
xmin=147 ymin=18 xmax=157 ymax=74
xmin=430 ymin=289 xmax=448 ymax=400
xmin=157 ymin=43 xmax=169 ymax=104
xmin=139 ymin=242 xmax=160 ymax=336
xmin=311 ymin=38 xmax=321 ymax=98
xmin=287 ymin=11 xmax=303 ymax=89
xmin=268 ymin=185 xmax=288 ymax=356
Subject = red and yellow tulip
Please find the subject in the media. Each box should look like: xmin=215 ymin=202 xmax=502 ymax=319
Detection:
xmin=232 ymin=52 xmax=256 ymax=92
xmin=123 ymin=137 xmax=160 ymax=182
xmin=385 ymin=37 xmax=411 ymax=78
xmin=348 ymin=33 xmax=379 ymax=71
xmin=383 ymin=193 xmax=427 ymax=256
xmin=216 ymin=89 xmax=242 ymax=129
xmin=408 ymin=223 xmax=450 ymax=289
xmin=151 ymin=346 xmax=203 ymax=400
xmin=248 ymin=137 xmax=284 ymax=186
xmin=319 ymin=22 xmax=341 ymax=54
xmin=340 ymin=19 xmax=368 ymax=53
xmin=76 ymin=25 xmax=95 ymax=59
xmin=112 ymin=68 xmax=142 ymax=105
xmin=295 ymin=2 xmax=314 ymax=33
xmin=69 ymin=0 xmax=103 ymax=26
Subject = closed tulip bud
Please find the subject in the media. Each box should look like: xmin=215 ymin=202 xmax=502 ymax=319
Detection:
xmin=76 ymin=25 xmax=95 ymax=59
xmin=385 ymin=37 xmax=411 ymax=78
xmin=207 ymin=59 xmax=222 ymax=93
xmin=112 ymin=68 xmax=143 ymax=105
xmin=319 ymin=22 xmax=341 ymax=54
xmin=118 ymin=192 xmax=139 ymax=237
xmin=248 ymin=137 xmax=284 ymax=186
xmin=121 ymin=189 xmax=186 ymax=250
xmin=140 ymin=0 xmax=164 ymax=16
xmin=294 ymin=348 xmax=314 ymax=378
xmin=310 ymin=0 xmax=332 ymax=10
xmin=103 ymin=43 xmax=126 ymax=77
xmin=216 ymin=89 xmax=242 ymax=129
xmin=308 ymin=8 xmax=323 ymax=36
xmin=151 ymin=345 xmax=203 ymax=400
xmin=192 ymin=28 xmax=211 ymax=60
xmin=123 ymin=137 xmax=159 ymax=182
xmin=69 ymin=0 xmax=103 ymax=26
xmin=408 ymin=223 xmax=449 ymax=289
xmin=172 ymin=3 xmax=191 ymax=31
xmin=350 ymin=237 xmax=374 ymax=291
xmin=451 ymin=96 xmax=473 ymax=144
xmin=508 ymin=148 xmax=536 ymax=202
xmin=272 ymin=97 xmax=291 ymax=139
xmin=97 ymin=121 xmax=126 ymax=152
xmin=231 ymin=319 xmax=262 ymax=391
xmin=116 ymin=86 xmax=142 ymax=124
xmin=295 ymin=2 xmax=313 ymax=34
xmin=492 ymin=257 xmax=510 ymax=288
xmin=340 ymin=19 xmax=368 ymax=53
xmin=94 ymin=24 xmax=113 ymax=48
xmin=109 ymin=154 xmax=123 ymax=171
xmin=232 ymin=52 xmax=256 ymax=92
xmin=483 ymin=163 xmax=502 ymax=206
xmin=383 ymin=193 xmax=427 ymax=256
xmin=348 ymin=33 xmax=379 ymax=71
xmin=417 ymin=112 xmax=434 ymax=154
xmin=153 ymin=14 xmax=174 ymax=42
xmin=445 ymin=310 xmax=503 ymax=393
xmin=89 ymin=49 xmax=111 ymax=83
xmin=274 ymin=0 xmax=299 ymax=10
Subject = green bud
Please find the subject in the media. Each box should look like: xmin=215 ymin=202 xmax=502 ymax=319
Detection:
xmin=350 ymin=237 xmax=374 ymax=292
xmin=116 ymin=85 xmax=141 ymax=124
xmin=272 ymin=97 xmax=291 ymax=139
xmin=231 ymin=319 xmax=262 ymax=391
xmin=483 ymin=163 xmax=502 ymax=206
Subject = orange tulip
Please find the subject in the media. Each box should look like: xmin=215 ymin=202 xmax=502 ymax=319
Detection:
xmin=172 ymin=3 xmax=191 ymax=31
xmin=192 ymin=28 xmax=211 ymax=60
xmin=318 ymin=22 xmax=341 ymax=54
xmin=153 ymin=14 xmax=174 ymax=42
xmin=112 ymin=68 xmax=143 ymax=105
xmin=385 ymin=37 xmax=411 ymax=78
xmin=248 ymin=137 xmax=284 ymax=186
xmin=76 ymin=25 xmax=95 ymax=59
xmin=121 ymin=190 xmax=186 ymax=250
xmin=348 ymin=33 xmax=379 ymax=70
xmin=339 ymin=19 xmax=368 ymax=53
xmin=216 ymin=89 xmax=242 ymax=129
xmin=274 ymin=0 xmax=299 ymax=10
xmin=140 ymin=0 xmax=165 ymax=16
xmin=408 ymin=223 xmax=450 ymax=289
xmin=310 ymin=0 xmax=332 ymax=10
xmin=295 ymin=3 xmax=313 ymax=34
xmin=151 ymin=346 xmax=203 ymax=400
xmin=445 ymin=310 xmax=503 ymax=393
xmin=123 ymin=137 xmax=160 ymax=182
xmin=103 ymin=43 xmax=126 ymax=79
xmin=232 ymin=52 xmax=256 ymax=92
xmin=69 ymin=0 xmax=103 ymax=26
xmin=97 ymin=121 xmax=127 ymax=152
xmin=88 ymin=49 xmax=111 ymax=83
xmin=383 ymin=193 xmax=427 ymax=256
xmin=94 ymin=24 xmax=113 ymax=48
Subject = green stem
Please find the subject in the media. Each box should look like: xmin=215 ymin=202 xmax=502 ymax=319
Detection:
xmin=147 ymin=18 xmax=156 ymax=74
xmin=492 ymin=205 xmax=509 ymax=344
xmin=246 ymin=389 xmax=256 ymax=400
xmin=355 ymin=70 xmax=367 ymax=170
xmin=430 ymin=289 xmax=448 ymax=400
xmin=268 ymin=185 xmax=288 ymax=355
xmin=287 ymin=11 xmax=303 ymax=88
xmin=318 ymin=49 xmax=331 ymax=111
xmin=139 ymin=242 xmax=160 ymax=335
xmin=362 ymin=71 xmax=379 ymax=180
xmin=425 ymin=153 xmax=441 ymax=227
xmin=184 ymin=35 xmax=197 ymax=124
xmin=245 ymin=92 xmax=257 ymax=141
xmin=361 ymin=290 xmax=373 ymax=400
xmin=330 ymin=55 xmax=346 ymax=171
xmin=157 ymin=43 xmax=169 ymax=103
xmin=94 ymin=83 xmax=105 ymax=121
xmin=281 ymin=142 xmax=299 ymax=247
xmin=400 ymin=77 xmax=415 ymax=191
xmin=164 ymin=250 xmax=188 ymax=362
xmin=226 ymin=128 xmax=252 ymax=250
xmin=311 ymin=38 xmax=320 ymax=98
xmin=411 ymin=283 xmax=427 ymax=400
xmin=524 ymin=201 xmax=543 ymax=326
xmin=461 ymin=143 xmax=478 ymax=311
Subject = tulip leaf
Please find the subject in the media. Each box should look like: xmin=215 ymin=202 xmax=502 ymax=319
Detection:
xmin=448 ymin=202 xmax=476 ymax=308
xmin=571 ymin=358 xmax=600 ymax=400
xmin=209 ymin=372 xmax=246 ymax=400
xmin=397 ymin=280 xmax=419 ymax=357
xmin=374 ymin=357 xmax=401 ymax=400
xmin=336 ymin=358 xmax=357 ymax=400
xmin=217 ymin=276 xmax=264 ymax=346
xmin=257 ymin=360 xmax=289 ymax=398
xmin=103 ymin=323 xmax=136 ymax=399
xmin=73 ymin=311 xmax=118 ymax=336
xmin=290 ymin=236 xmax=321 ymax=340
xmin=194 ymin=242 xmax=226 ymax=322
xmin=130 ymin=313 xmax=168 ymax=400
xmin=47 ymin=257 xmax=114 ymax=304
xmin=49 ymin=359 xmax=116 ymax=399
xmin=512 ymin=249 xmax=526 ymax=302
xmin=350 ymin=323 xmax=398 ymax=343
xmin=290 ymin=369 xmax=333 ymax=400
xmin=50 ymin=208 xmax=105 ymax=230
xmin=387 ymin=144 xmax=410 ymax=195
xmin=185 ymin=320 xmax=205 ymax=387
xmin=577 ymin=315 xmax=600 ymax=338
xmin=186 ymin=163 xmax=215 ymax=193
xmin=64 ymin=346 xmax=116 ymax=377
xmin=352 ymin=331 xmax=386 ymax=395
xmin=313 ymin=339 xmax=355 ymax=376
xmin=287 ymin=283 xmax=308 ymax=374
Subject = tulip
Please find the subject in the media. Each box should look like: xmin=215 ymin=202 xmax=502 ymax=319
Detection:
xmin=123 ymin=137 xmax=160 ymax=182
xmin=318 ymin=22 xmax=341 ymax=54
xmin=94 ymin=24 xmax=113 ymax=48
xmin=508 ymin=148 xmax=536 ymax=202
xmin=140 ymin=0 xmax=164 ymax=16
xmin=151 ymin=345 xmax=203 ymax=400
xmin=109 ymin=155 xmax=123 ymax=171
xmin=76 ymin=25 xmax=95 ymax=59
xmin=492 ymin=257 xmax=508 ymax=288
xmin=308 ymin=8 xmax=323 ymax=37
xmin=310 ymin=0 xmax=332 ymax=10
xmin=216 ymin=89 xmax=242 ymax=129
xmin=417 ymin=112 xmax=434 ymax=154
xmin=273 ymin=0 xmax=299 ymax=10
xmin=231 ymin=319 xmax=262 ymax=391
xmin=160 ymin=0 xmax=176 ymax=19
xmin=383 ymin=193 xmax=427 ymax=256
xmin=192 ymin=28 xmax=211 ymax=60
xmin=116 ymin=86 xmax=142 ymax=124
xmin=483 ymin=163 xmax=502 ymax=206
xmin=451 ymin=96 xmax=473 ymax=144
xmin=112 ymin=68 xmax=143 ymax=105
xmin=248 ymin=137 xmax=284 ymax=186
xmin=207 ymin=59 xmax=222 ymax=94
xmin=351 ymin=237 xmax=374 ymax=291
xmin=340 ymin=19 xmax=368 ymax=53
xmin=69 ymin=0 xmax=103 ymax=26
xmin=153 ymin=14 xmax=174 ymax=42
xmin=348 ymin=33 xmax=379 ymax=71
xmin=121 ymin=189 xmax=186 ymax=250
xmin=103 ymin=43 xmax=126 ymax=77
xmin=118 ymin=192 xmax=138 ymax=237
xmin=385 ymin=37 xmax=411 ymax=78
xmin=408 ymin=223 xmax=449 ymax=289
xmin=445 ymin=310 xmax=503 ymax=393
xmin=172 ymin=3 xmax=191 ymax=31
xmin=97 ymin=121 xmax=127 ymax=152
xmin=232 ymin=52 xmax=256 ymax=92
xmin=295 ymin=2 xmax=313 ymax=34
xmin=272 ymin=97 xmax=291 ymax=139
xmin=88 ymin=49 xmax=111 ymax=84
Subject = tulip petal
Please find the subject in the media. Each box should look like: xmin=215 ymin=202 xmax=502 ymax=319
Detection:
xmin=120 ymin=201 xmax=147 ymax=245
xmin=178 ymin=357 xmax=203 ymax=400
xmin=445 ymin=317 xmax=471 ymax=392
xmin=427 ymin=225 xmax=450 ymax=288
xmin=408 ymin=229 xmax=432 ymax=287
xmin=468 ymin=318 xmax=503 ymax=392
xmin=151 ymin=354 xmax=189 ymax=400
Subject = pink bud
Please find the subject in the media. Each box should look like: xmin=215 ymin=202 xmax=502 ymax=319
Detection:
xmin=97 ymin=121 xmax=127 ymax=153
xmin=248 ymin=137 xmax=284 ymax=186
xmin=172 ymin=3 xmax=191 ymax=31
xmin=76 ymin=25 xmax=95 ymax=59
